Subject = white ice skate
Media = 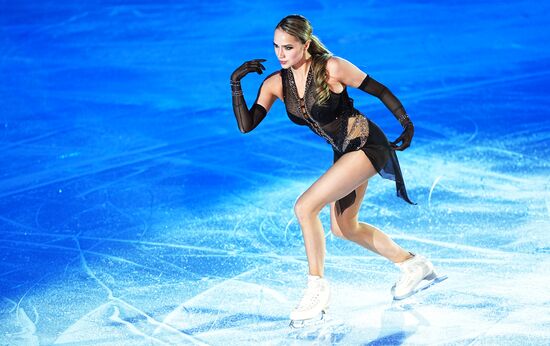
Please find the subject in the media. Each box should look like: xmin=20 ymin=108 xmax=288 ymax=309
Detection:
xmin=289 ymin=275 xmax=330 ymax=328
xmin=391 ymin=253 xmax=447 ymax=300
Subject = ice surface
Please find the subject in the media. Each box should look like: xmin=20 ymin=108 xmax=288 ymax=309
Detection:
xmin=1 ymin=0 xmax=549 ymax=345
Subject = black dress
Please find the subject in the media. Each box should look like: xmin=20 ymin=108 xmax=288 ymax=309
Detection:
xmin=280 ymin=66 xmax=415 ymax=215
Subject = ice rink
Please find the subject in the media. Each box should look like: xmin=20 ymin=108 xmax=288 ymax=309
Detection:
xmin=1 ymin=0 xmax=549 ymax=344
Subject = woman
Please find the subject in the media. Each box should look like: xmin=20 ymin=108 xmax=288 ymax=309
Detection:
xmin=230 ymin=14 xmax=440 ymax=327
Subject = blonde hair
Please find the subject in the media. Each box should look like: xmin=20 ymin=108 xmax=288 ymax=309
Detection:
xmin=276 ymin=15 xmax=333 ymax=105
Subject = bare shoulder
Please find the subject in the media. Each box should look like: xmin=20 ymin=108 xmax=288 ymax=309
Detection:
xmin=326 ymin=56 xmax=355 ymax=75
xmin=326 ymin=56 xmax=367 ymax=88
xmin=326 ymin=56 xmax=344 ymax=71
xmin=327 ymin=55 xmax=349 ymax=76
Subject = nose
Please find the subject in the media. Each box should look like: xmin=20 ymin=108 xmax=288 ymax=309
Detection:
xmin=276 ymin=47 xmax=285 ymax=59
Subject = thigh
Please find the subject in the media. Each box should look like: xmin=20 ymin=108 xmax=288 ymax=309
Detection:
xmin=298 ymin=150 xmax=378 ymax=213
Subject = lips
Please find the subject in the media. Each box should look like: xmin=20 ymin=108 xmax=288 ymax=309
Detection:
xmin=279 ymin=60 xmax=287 ymax=64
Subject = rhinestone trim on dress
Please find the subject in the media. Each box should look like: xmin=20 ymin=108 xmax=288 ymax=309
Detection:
xmin=286 ymin=66 xmax=370 ymax=153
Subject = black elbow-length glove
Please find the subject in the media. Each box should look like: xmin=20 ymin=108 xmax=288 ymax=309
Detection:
xmin=230 ymin=59 xmax=268 ymax=133
xmin=358 ymin=75 xmax=414 ymax=151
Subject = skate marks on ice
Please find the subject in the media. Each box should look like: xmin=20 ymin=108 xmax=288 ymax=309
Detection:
xmin=1 ymin=0 xmax=550 ymax=345
xmin=53 ymin=299 xmax=208 ymax=346
xmin=155 ymin=266 xmax=293 ymax=344
xmin=46 ymin=265 xmax=290 ymax=345
xmin=0 ymin=298 xmax=39 ymax=346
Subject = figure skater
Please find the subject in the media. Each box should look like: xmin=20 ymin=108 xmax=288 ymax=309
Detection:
xmin=230 ymin=14 xmax=441 ymax=327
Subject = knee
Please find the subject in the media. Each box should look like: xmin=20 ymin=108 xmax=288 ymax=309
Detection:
xmin=294 ymin=196 xmax=322 ymax=223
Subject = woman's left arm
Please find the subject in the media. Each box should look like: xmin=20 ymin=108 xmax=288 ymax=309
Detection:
xmin=328 ymin=57 xmax=414 ymax=151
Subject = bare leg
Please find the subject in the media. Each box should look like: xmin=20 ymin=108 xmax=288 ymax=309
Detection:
xmin=294 ymin=150 xmax=387 ymax=277
xmin=329 ymin=175 xmax=412 ymax=264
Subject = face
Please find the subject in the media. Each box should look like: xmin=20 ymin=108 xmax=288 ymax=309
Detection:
xmin=273 ymin=28 xmax=309 ymax=69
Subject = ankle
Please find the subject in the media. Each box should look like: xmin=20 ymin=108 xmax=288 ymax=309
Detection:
xmin=395 ymin=251 xmax=415 ymax=264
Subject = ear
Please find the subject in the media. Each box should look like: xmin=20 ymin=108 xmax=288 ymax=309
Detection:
xmin=304 ymin=39 xmax=311 ymax=52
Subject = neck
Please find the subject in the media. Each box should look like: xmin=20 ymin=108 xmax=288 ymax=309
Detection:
xmin=291 ymin=57 xmax=312 ymax=77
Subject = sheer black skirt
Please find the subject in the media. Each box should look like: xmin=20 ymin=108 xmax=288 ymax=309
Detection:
xmin=333 ymin=118 xmax=416 ymax=215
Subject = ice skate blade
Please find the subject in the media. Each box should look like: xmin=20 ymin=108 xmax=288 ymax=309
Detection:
xmin=289 ymin=310 xmax=328 ymax=329
xmin=392 ymin=274 xmax=448 ymax=301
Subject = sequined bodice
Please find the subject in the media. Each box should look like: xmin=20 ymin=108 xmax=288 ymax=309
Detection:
xmin=281 ymin=67 xmax=370 ymax=153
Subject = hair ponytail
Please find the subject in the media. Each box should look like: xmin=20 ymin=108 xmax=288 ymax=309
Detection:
xmin=309 ymin=34 xmax=333 ymax=105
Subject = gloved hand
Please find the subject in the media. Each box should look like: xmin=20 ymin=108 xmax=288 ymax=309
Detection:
xmin=231 ymin=59 xmax=266 ymax=82
xmin=230 ymin=59 xmax=268 ymax=134
xmin=357 ymin=75 xmax=415 ymax=149
xmin=390 ymin=122 xmax=414 ymax=151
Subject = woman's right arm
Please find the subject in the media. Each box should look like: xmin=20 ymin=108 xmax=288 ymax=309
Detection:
xmin=231 ymin=59 xmax=279 ymax=133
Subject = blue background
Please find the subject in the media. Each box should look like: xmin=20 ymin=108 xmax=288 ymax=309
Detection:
xmin=1 ymin=0 xmax=549 ymax=344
